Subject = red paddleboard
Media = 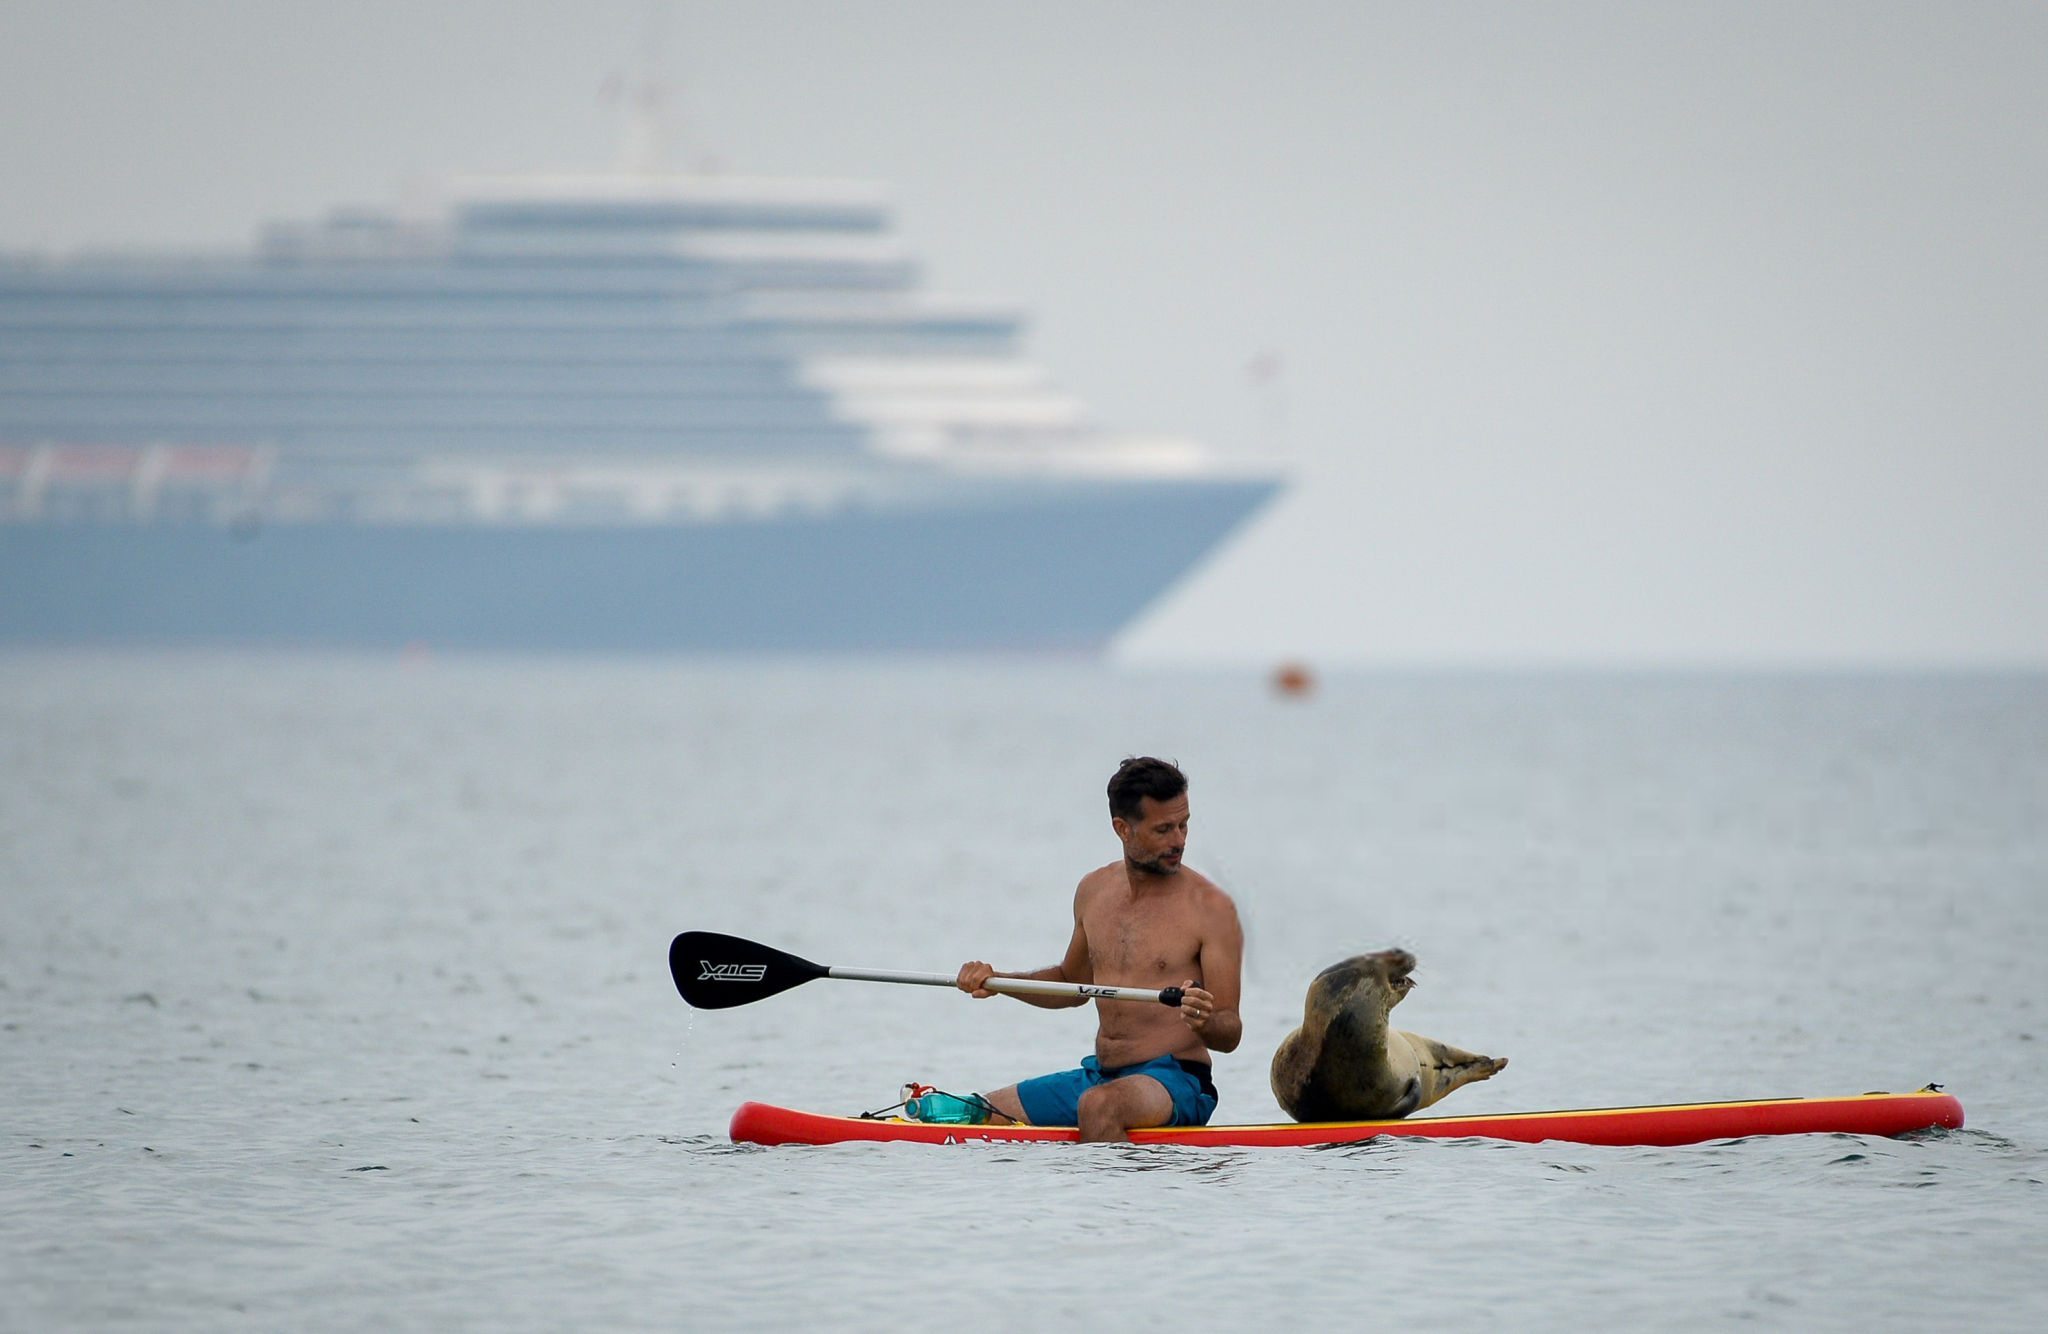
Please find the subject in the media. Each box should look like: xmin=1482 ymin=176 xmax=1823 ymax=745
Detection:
xmin=729 ymin=1089 xmax=1963 ymax=1148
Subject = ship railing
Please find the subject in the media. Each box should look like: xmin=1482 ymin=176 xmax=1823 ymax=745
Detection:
xmin=0 ymin=442 xmax=274 ymax=523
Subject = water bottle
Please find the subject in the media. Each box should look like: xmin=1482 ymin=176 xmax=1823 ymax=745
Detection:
xmin=904 ymin=1090 xmax=990 ymax=1124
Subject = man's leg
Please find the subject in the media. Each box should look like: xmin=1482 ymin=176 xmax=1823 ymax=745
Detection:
xmin=979 ymin=1085 xmax=1028 ymax=1125
xmin=1075 ymin=1075 xmax=1175 ymax=1143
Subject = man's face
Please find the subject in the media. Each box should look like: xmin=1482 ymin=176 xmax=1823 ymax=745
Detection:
xmin=1114 ymin=792 xmax=1189 ymax=875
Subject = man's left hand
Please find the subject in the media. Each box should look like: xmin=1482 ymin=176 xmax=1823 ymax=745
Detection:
xmin=1178 ymin=980 xmax=1215 ymax=1031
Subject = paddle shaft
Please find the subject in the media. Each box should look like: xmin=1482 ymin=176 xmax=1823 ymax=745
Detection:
xmin=827 ymin=965 xmax=1184 ymax=1008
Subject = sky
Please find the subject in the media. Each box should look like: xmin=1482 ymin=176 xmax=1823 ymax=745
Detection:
xmin=2 ymin=1 xmax=2042 ymax=666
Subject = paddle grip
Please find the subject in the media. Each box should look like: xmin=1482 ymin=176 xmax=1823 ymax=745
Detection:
xmin=1159 ymin=986 xmax=1184 ymax=1008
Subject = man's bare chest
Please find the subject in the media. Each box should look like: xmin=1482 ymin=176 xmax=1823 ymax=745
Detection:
xmin=1083 ymin=897 xmax=1202 ymax=979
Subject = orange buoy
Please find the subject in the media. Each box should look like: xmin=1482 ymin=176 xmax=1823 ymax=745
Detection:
xmin=1271 ymin=661 xmax=1314 ymax=698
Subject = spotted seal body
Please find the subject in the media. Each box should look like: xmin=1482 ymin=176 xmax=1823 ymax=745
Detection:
xmin=1270 ymin=949 xmax=1508 ymax=1122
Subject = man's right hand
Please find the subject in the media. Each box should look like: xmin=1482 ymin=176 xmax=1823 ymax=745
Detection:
xmin=956 ymin=961 xmax=998 ymax=998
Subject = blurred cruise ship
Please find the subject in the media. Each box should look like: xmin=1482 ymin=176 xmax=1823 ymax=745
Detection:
xmin=0 ymin=171 xmax=1279 ymax=650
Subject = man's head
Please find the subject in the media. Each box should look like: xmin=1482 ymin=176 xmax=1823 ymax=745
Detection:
xmin=1107 ymin=756 xmax=1189 ymax=875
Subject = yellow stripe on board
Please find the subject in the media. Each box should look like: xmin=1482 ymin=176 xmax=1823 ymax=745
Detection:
xmin=853 ymin=1091 xmax=1947 ymax=1136
xmin=1127 ymin=1092 xmax=1943 ymax=1137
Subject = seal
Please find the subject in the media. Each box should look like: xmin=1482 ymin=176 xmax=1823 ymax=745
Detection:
xmin=1269 ymin=949 xmax=1507 ymax=1122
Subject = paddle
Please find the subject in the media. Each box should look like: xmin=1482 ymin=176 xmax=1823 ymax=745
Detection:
xmin=670 ymin=931 xmax=1187 ymax=1011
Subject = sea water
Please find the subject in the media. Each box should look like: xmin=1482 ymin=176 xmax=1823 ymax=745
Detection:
xmin=2 ymin=655 xmax=2043 ymax=1330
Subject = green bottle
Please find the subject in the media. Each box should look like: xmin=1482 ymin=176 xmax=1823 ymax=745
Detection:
xmin=904 ymin=1091 xmax=990 ymax=1124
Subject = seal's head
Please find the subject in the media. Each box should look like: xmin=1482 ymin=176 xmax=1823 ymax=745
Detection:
xmin=1304 ymin=948 xmax=1416 ymax=1020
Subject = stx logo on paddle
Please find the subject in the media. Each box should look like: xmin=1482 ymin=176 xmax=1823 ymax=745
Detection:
xmin=699 ymin=961 xmax=768 ymax=984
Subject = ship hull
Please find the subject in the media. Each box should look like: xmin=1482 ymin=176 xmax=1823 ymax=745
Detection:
xmin=1 ymin=477 xmax=1274 ymax=651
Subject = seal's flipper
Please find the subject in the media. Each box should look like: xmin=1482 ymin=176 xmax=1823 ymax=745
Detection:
xmin=1405 ymin=1034 xmax=1508 ymax=1111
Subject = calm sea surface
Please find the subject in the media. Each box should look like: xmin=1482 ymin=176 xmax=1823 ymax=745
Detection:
xmin=3 ymin=654 xmax=2044 ymax=1330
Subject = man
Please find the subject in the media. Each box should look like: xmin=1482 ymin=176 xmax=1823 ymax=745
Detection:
xmin=956 ymin=756 xmax=1244 ymax=1142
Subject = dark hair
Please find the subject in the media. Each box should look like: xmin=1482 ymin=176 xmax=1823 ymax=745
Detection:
xmin=1107 ymin=756 xmax=1187 ymax=823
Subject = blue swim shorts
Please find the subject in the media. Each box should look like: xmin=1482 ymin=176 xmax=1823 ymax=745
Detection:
xmin=1014 ymin=1054 xmax=1219 ymax=1128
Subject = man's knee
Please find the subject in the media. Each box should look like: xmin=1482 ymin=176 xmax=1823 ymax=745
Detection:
xmin=1078 ymin=1076 xmax=1169 ymax=1131
xmin=1075 ymin=1084 xmax=1127 ymax=1140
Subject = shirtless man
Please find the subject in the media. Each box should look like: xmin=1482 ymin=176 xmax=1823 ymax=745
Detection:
xmin=956 ymin=757 xmax=1244 ymax=1142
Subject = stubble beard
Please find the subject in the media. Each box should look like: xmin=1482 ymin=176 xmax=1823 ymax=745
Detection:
xmin=1128 ymin=852 xmax=1182 ymax=877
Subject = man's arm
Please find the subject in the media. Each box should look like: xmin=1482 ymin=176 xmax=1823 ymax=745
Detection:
xmin=1178 ymin=894 xmax=1245 ymax=1053
xmin=955 ymin=890 xmax=1093 ymax=1009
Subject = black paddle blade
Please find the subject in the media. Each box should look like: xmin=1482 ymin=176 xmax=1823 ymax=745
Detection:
xmin=669 ymin=931 xmax=829 ymax=1009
